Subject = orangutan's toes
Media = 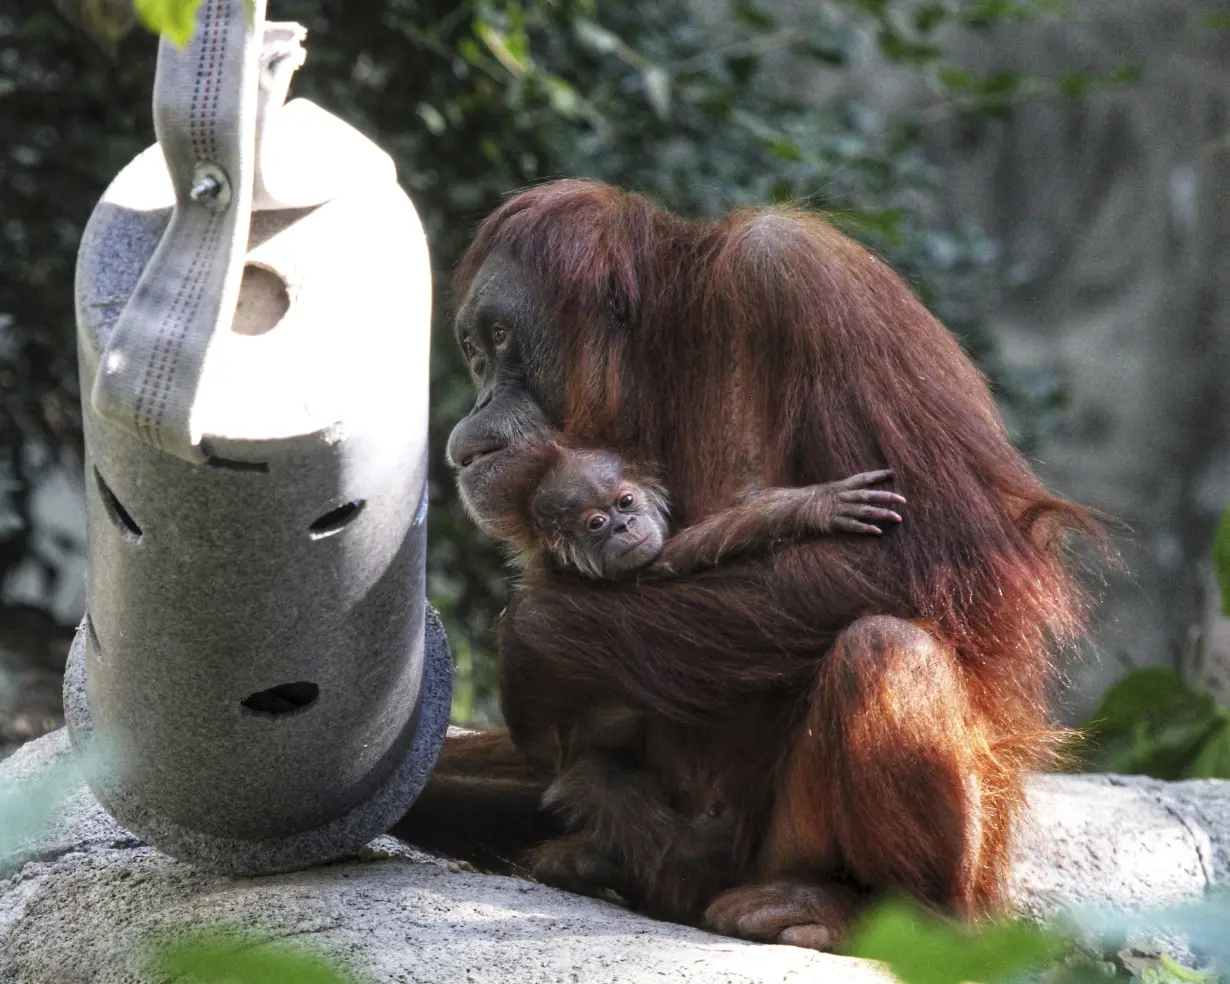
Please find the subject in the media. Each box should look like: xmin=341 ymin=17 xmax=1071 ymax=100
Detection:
xmin=703 ymin=883 xmax=811 ymax=940
xmin=526 ymin=835 xmax=618 ymax=895
xmin=704 ymin=881 xmax=863 ymax=946
xmin=778 ymin=923 xmax=839 ymax=951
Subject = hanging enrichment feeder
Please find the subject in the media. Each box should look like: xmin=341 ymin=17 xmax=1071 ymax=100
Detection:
xmin=63 ymin=0 xmax=451 ymax=874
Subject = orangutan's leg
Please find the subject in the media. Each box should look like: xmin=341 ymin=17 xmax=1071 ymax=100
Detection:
xmin=706 ymin=615 xmax=1003 ymax=949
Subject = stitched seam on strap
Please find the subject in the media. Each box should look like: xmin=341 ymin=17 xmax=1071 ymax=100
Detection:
xmin=132 ymin=216 xmax=222 ymax=446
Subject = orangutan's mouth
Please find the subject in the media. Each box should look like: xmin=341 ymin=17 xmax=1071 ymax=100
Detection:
xmin=456 ymin=447 xmax=512 ymax=487
xmin=618 ymin=534 xmax=650 ymax=556
xmin=457 ymin=445 xmax=508 ymax=472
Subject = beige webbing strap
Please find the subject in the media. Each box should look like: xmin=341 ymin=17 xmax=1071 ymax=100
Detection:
xmin=91 ymin=0 xmax=265 ymax=463
xmin=90 ymin=4 xmax=397 ymax=463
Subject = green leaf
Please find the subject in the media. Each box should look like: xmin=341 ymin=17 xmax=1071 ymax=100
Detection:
xmin=730 ymin=0 xmax=776 ymax=31
xmin=1078 ymin=667 xmax=1226 ymax=779
xmin=1157 ymin=953 xmax=1218 ymax=984
xmin=417 ymin=103 xmax=447 ymax=136
xmin=1082 ymin=667 xmax=1209 ymax=734
xmin=913 ymin=3 xmax=949 ymax=33
xmin=475 ymin=19 xmax=533 ymax=76
xmin=726 ymin=53 xmax=759 ymax=86
xmin=574 ymin=17 xmax=621 ymax=55
xmin=795 ymin=36 xmax=848 ymax=66
xmin=1105 ymin=64 xmax=1143 ymax=85
xmin=879 ymin=29 xmax=942 ymax=66
xmin=542 ymin=75 xmax=583 ymax=119
xmin=767 ymin=139 xmax=801 ymax=162
xmin=939 ymin=68 xmax=977 ymax=91
xmin=1213 ymin=504 xmax=1230 ymax=616
xmin=847 ymin=900 xmax=1068 ymax=984
xmin=1122 ymin=717 xmax=1223 ymax=779
xmin=150 ymin=930 xmax=359 ymax=984
xmin=979 ymin=70 xmax=1026 ymax=96
xmin=835 ymin=208 xmax=904 ymax=243
xmin=1185 ymin=719 xmax=1230 ymax=779
xmin=133 ymin=0 xmax=202 ymax=47
xmin=1059 ymin=72 xmax=1093 ymax=97
xmin=643 ymin=66 xmax=671 ymax=119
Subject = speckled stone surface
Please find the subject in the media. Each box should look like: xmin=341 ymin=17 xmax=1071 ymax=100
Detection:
xmin=2 ymin=734 xmax=1226 ymax=983
xmin=0 ymin=729 xmax=890 ymax=984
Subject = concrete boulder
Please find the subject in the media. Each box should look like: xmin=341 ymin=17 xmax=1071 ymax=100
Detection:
xmin=2 ymin=729 xmax=1227 ymax=983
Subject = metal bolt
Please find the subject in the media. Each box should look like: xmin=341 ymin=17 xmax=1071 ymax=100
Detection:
xmin=188 ymin=161 xmax=232 ymax=213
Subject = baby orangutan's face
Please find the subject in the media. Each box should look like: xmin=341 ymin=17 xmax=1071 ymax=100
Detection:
xmin=530 ymin=452 xmax=668 ymax=579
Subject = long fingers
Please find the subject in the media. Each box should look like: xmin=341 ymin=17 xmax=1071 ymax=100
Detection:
xmin=837 ymin=488 xmax=907 ymax=505
xmin=832 ymin=517 xmax=885 ymax=535
xmin=841 ymin=504 xmax=903 ymax=524
xmin=834 ymin=468 xmax=894 ymax=490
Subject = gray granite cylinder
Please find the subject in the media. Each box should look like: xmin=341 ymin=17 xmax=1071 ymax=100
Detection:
xmin=63 ymin=125 xmax=451 ymax=874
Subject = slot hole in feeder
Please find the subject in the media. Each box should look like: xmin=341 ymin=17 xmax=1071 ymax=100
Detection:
xmin=241 ymin=681 xmax=320 ymax=717
xmin=206 ymin=457 xmax=269 ymax=473
xmin=309 ymin=499 xmax=365 ymax=539
xmin=95 ymin=468 xmax=142 ymax=542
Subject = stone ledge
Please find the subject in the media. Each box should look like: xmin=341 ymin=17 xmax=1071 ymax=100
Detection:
xmin=1 ymin=730 xmax=1227 ymax=984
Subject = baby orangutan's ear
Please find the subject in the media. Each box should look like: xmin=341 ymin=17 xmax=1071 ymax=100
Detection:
xmin=640 ymin=480 xmax=669 ymax=522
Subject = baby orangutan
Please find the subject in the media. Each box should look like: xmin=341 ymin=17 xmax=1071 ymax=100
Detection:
xmin=519 ymin=444 xmax=905 ymax=580
xmin=495 ymin=443 xmax=906 ymax=920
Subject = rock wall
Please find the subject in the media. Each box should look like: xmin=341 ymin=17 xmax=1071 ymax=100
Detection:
xmin=921 ymin=1 xmax=1230 ymax=719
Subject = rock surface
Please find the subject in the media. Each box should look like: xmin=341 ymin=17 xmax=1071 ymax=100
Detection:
xmin=2 ymin=730 xmax=1228 ymax=984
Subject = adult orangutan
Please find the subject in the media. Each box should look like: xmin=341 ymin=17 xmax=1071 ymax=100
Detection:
xmin=392 ymin=179 xmax=1097 ymax=948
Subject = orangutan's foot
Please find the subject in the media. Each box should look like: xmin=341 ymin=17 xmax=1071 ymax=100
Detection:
xmin=703 ymin=880 xmax=865 ymax=951
xmin=524 ymin=832 xmax=626 ymax=899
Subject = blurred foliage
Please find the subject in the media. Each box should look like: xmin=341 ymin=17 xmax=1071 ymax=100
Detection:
xmin=1 ymin=0 xmax=1138 ymax=723
xmin=148 ymin=929 xmax=366 ymax=983
xmin=133 ymin=0 xmax=205 ymax=47
xmin=0 ymin=746 xmax=91 ymax=855
xmin=847 ymin=896 xmax=1227 ymax=984
xmin=1077 ymin=667 xmax=1230 ymax=780
xmin=848 ymin=899 xmax=1069 ymax=984
xmin=1214 ymin=504 xmax=1230 ymax=618
xmin=1076 ymin=510 xmax=1230 ymax=781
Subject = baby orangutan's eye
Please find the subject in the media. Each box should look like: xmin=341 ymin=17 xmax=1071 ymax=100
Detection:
xmin=617 ymin=492 xmax=636 ymax=509
xmin=586 ymin=513 xmax=608 ymax=532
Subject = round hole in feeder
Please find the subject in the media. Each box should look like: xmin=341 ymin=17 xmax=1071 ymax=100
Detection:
xmin=241 ymin=681 xmax=320 ymax=716
xmin=230 ymin=263 xmax=290 ymax=336
xmin=94 ymin=468 xmax=142 ymax=542
xmin=309 ymin=499 xmax=366 ymax=539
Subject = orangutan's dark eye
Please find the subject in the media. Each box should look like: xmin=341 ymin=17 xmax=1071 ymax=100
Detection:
xmin=491 ymin=323 xmax=509 ymax=348
xmin=587 ymin=514 xmax=608 ymax=532
xmin=618 ymin=492 xmax=636 ymax=509
xmin=461 ymin=337 xmax=480 ymax=363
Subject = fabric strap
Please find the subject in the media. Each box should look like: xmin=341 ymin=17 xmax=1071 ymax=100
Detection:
xmin=91 ymin=2 xmax=398 ymax=463
xmin=90 ymin=0 xmax=263 ymax=462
